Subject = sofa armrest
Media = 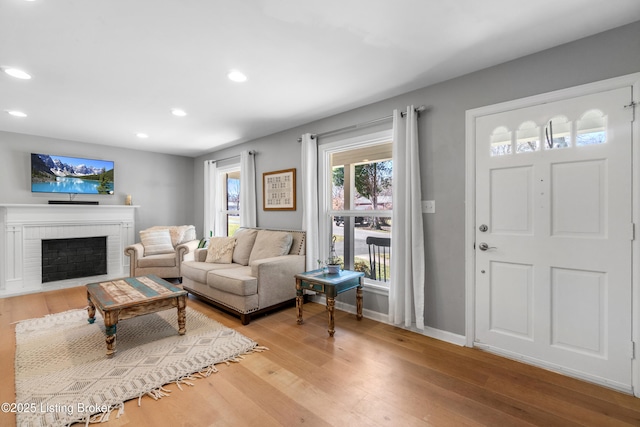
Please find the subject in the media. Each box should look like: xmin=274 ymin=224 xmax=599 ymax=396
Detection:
xmin=193 ymin=248 xmax=208 ymax=262
xmin=124 ymin=243 xmax=145 ymax=276
xmin=250 ymin=254 xmax=305 ymax=276
xmin=176 ymin=239 xmax=200 ymax=262
xmin=251 ymin=255 xmax=306 ymax=308
xmin=124 ymin=242 xmax=145 ymax=260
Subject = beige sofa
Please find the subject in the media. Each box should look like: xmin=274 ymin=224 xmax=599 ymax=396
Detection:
xmin=124 ymin=225 xmax=199 ymax=280
xmin=181 ymin=228 xmax=306 ymax=324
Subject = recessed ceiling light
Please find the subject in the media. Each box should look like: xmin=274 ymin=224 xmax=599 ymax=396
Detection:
xmin=6 ymin=110 xmax=27 ymax=117
xmin=227 ymin=70 xmax=247 ymax=83
xmin=3 ymin=67 xmax=31 ymax=80
xmin=136 ymin=132 xmax=149 ymax=139
xmin=171 ymin=108 xmax=187 ymax=117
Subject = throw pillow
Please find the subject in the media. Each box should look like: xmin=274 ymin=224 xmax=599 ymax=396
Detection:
xmin=176 ymin=225 xmax=197 ymax=244
xmin=148 ymin=225 xmax=196 ymax=247
xmin=140 ymin=229 xmax=175 ymax=256
xmin=205 ymin=237 xmax=236 ymax=264
xmin=232 ymin=228 xmax=259 ymax=266
xmin=248 ymin=230 xmax=293 ymax=264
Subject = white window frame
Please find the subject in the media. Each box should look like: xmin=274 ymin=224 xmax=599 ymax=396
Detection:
xmin=318 ymin=129 xmax=393 ymax=293
xmin=216 ymin=163 xmax=241 ymax=237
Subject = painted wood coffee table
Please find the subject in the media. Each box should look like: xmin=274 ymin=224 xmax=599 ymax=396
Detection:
xmin=86 ymin=275 xmax=187 ymax=357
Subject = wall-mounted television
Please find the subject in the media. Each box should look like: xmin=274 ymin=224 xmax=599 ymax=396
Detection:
xmin=31 ymin=153 xmax=114 ymax=195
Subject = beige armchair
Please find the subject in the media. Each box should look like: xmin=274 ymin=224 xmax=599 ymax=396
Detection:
xmin=124 ymin=225 xmax=199 ymax=280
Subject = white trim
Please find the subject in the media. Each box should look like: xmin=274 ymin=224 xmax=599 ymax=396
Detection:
xmin=308 ymin=294 xmax=466 ymax=346
xmin=215 ymin=162 xmax=241 ymax=237
xmin=0 ymin=204 xmax=136 ymax=296
xmin=330 ymin=209 xmax=392 ymax=217
xmin=363 ymin=280 xmax=390 ymax=295
xmin=631 ymin=75 xmax=640 ymax=398
xmin=465 ymin=72 xmax=640 ymax=396
xmin=317 ymin=130 xmax=393 ymax=263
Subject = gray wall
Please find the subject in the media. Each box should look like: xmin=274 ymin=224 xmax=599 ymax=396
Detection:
xmin=2 ymin=21 xmax=638 ymax=335
xmin=0 ymin=131 xmax=195 ymax=233
xmin=195 ymin=21 xmax=640 ymax=335
xmin=193 ymin=134 xmax=305 ymax=233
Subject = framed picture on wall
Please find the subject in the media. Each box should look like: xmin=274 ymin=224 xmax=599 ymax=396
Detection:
xmin=263 ymin=168 xmax=296 ymax=211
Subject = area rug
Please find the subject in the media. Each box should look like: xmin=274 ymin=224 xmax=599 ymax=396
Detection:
xmin=14 ymin=307 xmax=262 ymax=427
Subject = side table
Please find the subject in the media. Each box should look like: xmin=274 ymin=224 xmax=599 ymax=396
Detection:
xmin=295 ymin=269 xmax=364 ymax=337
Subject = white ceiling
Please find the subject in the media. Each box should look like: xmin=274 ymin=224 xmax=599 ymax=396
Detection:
xmin=1 ymin=0 xmax=639 ymax=158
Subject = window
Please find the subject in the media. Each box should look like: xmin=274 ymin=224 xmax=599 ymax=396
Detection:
xmin=516 ymin=121 xmax=540 ymax=153
xmin=488 ymin=109 xmax=607 ymax=157
xmin=545 ymin=115 xmax=571 ymax=149
xmin=217 ymin=165 xmax=241 ymax=236
xmin=490 ymin=126 xmax=512 ymax=156
xmin=576 ymin=109 xmax=606 ymax=146
xmin=319 ymin=130 xmax=393 ymax=289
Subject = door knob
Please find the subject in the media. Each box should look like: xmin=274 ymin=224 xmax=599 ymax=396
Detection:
xmin=478 ymin=242 xmax=496 ymax=251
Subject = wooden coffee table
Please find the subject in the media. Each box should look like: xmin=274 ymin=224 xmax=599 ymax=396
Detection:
xmin=86 ymin=275 xmax=187 ymax=357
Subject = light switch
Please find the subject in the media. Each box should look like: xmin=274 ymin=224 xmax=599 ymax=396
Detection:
xmin=422 ymin=200 xmax=435 ymax=213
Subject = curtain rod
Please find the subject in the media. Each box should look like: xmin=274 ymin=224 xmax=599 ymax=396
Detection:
xmin=297 ymin=105 xmax=425 ymax=142
xmin=208 ymin=150 xmax=255 ymax=163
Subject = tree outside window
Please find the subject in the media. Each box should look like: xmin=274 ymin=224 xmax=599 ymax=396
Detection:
xmin=329 ymin=141 xmax=393 ymax=285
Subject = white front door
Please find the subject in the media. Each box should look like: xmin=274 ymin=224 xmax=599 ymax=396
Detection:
xmin=474 ymin=86 xmax=633 ymax=391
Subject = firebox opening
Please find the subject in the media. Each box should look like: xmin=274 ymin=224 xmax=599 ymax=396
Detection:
xmin=41 ymin=236 xmax=107 ymax=283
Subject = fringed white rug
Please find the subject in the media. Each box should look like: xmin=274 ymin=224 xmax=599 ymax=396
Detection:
xmin=14 ymin=307 xmax=263 ymax=427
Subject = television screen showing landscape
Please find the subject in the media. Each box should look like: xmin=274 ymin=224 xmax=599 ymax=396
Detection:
xmin=31 ymin=153 xmax=114 ymax=195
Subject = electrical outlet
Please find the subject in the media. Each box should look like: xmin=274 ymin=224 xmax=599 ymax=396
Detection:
xmin=422 ymin=200 xmax=435 ymax=213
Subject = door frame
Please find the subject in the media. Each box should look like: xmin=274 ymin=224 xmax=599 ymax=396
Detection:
xmin=464 ymin=72 xmax=640 ymax=395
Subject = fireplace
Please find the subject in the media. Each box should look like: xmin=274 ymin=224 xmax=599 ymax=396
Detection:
xmin=41 ymin=236 xmax=107 ymax=283
xmin=0 ymin=204 xmax=137 ymax=296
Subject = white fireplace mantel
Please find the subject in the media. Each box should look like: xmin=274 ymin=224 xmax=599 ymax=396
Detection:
xmin=0 ymin=204 xmax=138 ymax=297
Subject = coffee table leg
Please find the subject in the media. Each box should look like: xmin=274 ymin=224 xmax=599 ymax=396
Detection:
xmin=356 ymin=278 xmax=363 ymax=320
xmin=296 ymin=278 xmax=304 ymax=325
xmin=104 ymin=312 xmax=117 ymax=357
xmin=87 ymin=294 xmax=96 ymax=324
xmin=105 ymin=325 xmax=116 ymax=357
xmin=327 ymin=297 xmax=335 ymax=337
xmin=177 ymin=295 xmax=186 ymax=335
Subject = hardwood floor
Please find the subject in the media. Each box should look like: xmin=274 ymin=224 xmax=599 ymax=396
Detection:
xmin=2 ymin=287 xmax=640 ymax=426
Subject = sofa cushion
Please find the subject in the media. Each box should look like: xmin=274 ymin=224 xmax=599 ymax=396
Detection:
xmin=137 ymin=253 xmax=177 ymax=268
xmin=140 ymin=229 xmax=175 ymax=255
xmin=207 ymin=266 xmax=257 ymax=296
xmin=232 ymin=228 xmax=259 ymax=266
xmin=248 ymin=230 xmax=293 ymax=264
xmin=205 ymin=237 xmax=236 ymax=263
xmin=181 ymin=260 xmax=243 ymax=284
xmin=149 ymin=225 xmax=196 ymax=247
xmin=288 ymin=231 xmax=306 ymax=255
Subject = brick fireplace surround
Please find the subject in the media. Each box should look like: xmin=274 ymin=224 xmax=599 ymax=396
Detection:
xmin=0 ymin=204 xmax=137 ymax=297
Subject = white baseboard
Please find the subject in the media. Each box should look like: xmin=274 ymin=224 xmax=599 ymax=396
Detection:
xmin=307 ymin=295 xmax=466 ymax=347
